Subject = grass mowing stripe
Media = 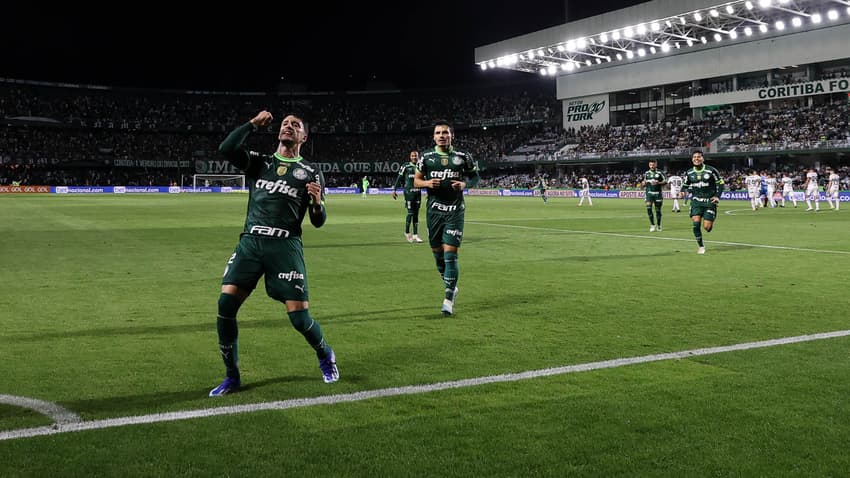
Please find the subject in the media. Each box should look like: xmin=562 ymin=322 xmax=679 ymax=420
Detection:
xmin=2 ymin=329 xmax=848 ymax=442
xmin=469 ymin=221 xmax=850 ymax=254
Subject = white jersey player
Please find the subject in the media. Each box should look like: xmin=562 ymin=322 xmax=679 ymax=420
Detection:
xmin=667 ymin=175 xmax=683 ymax=212
xmin=764 ymin=174 xmax=777 ymax=208
xmin=780 ymin=174 xmax=797 ymax=208
xmin=744 ymin=171 xmax=762 ymax=211
xmin=804 ymin=168 xmax=819 ymax=211
xmin=578 ymin=177 xmax=592 ymax=206
xmin=825 ymin=168 xmax=840 ymax=210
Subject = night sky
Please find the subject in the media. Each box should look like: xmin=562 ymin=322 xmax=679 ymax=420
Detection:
xmin=2 ymin=1 xmax=646 ymax=91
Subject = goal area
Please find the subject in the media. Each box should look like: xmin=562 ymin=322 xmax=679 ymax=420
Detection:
xmin=192 ymin=174 xmax=246 ymax=189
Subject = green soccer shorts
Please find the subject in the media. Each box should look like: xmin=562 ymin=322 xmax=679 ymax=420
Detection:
xmin=221 ymin=235 xmax=309 ymax=302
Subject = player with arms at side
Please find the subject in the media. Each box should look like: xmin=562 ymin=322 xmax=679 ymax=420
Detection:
xmin=414 ymin=120 xmax=480 ymax=316
xmin=210 ymin=111 xmax=339 ymax=397
xmin=537 ymin=175 xmax=549 ymax=204
xmin=577 ymin=177 xmax=592 ymax=206
xmin=681 ymin=151 xmax=724 ymax=255
xmin=804 ymin=167 xmax=820 ymax=212
xmin=644 ymin=159 xmax=666 ymax=231
xmin=825 ymin=167 xmax=840 ymax=211
xmin=744 ymin=170 xmax=762 ymax=211
xmin=667 ymin=173 xmax=683 ymax=212
xmin=392 ymin=151 xmax=424 ymax=243
xmin=780 ymin=172 xmax=797 ymax=208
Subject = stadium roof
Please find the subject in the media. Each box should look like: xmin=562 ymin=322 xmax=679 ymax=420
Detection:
xmin=475 ymin=0 xmax=850 ymax=78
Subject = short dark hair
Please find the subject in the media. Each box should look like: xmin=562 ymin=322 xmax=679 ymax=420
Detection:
xmin=287 ymin=112 xmax=309 ymax=135
xmin=692 ymin=150 xmax=703 ymax=155
xmin=433 ymin=119 xmax=453 ymax=134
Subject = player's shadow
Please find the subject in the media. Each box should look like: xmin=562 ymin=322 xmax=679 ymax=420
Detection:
xmin=11 ymin=307 xmax=437 ymax=343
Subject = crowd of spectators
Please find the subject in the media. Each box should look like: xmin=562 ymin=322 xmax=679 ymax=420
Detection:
xmin=1 ymin=79 xmax=849 ymax=187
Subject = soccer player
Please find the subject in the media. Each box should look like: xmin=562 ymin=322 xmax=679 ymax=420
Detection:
xmin=744 ymin=170 xmax=762 ymax=211
xmin=414 ymin=120 xmax=480 ymax=316
xmin=825 ymin=167 xmax=840 ymax=210
xmin=392 ymin=151 xmax=424 ymax=242
xmin=577 ymin=177 xmax=592 ymax=206
xmin=537 ymin=175 xmax=549 ymax=204
xmin=681 ymin=151 xmax=724 ymax=255
xmin=780 ymin=173 xmax=797 ymax=208
xmin=765 ymin=172 xmax=777 ymax=208
xmin=667 ymin=174 xmax=683 ymax=212
xmin=643 ymin=159 xmax=666 ymax=231
xmin=209 ymin=111 xmax=339 ymax=397
xmin=361 ymin=175 xmax=370 ymax=198
xmin=804 ymin=167 xmax=820 ymax=211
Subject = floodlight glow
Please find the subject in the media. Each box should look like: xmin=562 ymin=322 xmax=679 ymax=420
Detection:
xmin=811 ymin=13 xmax=821 ymax=24
xmin=651 ymin=22 xmax=660 ymax=31
xmin=791 ymin=17 xmax=802 ymax=27
xmin=775 ymin=20 xmax=785 ymax=30
xmin=599 ymin=32 xmax=609 ymax=43
xmin=496 ymin=58 xmax=504 ymax=67
xmin=488 ymin=60 xmax=496 ymax=68
xmin=557 ymin=44 xmax=565 ymax=52
xmin=626 ymin=50 xmax=634 ymax=59
xmin=480 ymin=63 xmax=487 ymax=70
xmin=649 ymin=46 xmax=656 ymax=54
xmin=563 ymin=63 xmax=573 ymax=71
xmin=660 ymin=42 xmax=670 ymax=52
xmin=847 ymin=7 xmax=850 ymax=17
xmin=729 ymin=29 xmax=738 ymax=39
xmin=606 ymin=56 xmax=612 ymax=62
xmin=759 ymin=24 xmax=768 ymax=32
xmin=759 ymin=0 xmax=770 ymax=8
xmin=665 ymin=20 xmax=672 ymax=28
xmin=675 ymin=43 xmax=680 ymax=49
xmin=547 ymin=65 xmax=557 ymax=75
xmin=637 ymin=24 xmax=647 ymax=35
xmin=540 ymin=68 xmax=548 ymax=76
xmin=726 ymin=5 xmax=734 ymax=14
xmin=585 ymin=60 xmax=591 ymax=66
xmin=595 ymin=58 xmax=602 ymax=64
xmin=612 ymin=30 xmax=621 ymax=40
xmin=566 ymin=40 xmax=576 ymax=51
xmin=624 ymin=26 xmax=634 ymax=37
xmin=694 ymin=12 xmax=703 ymax=21
xmin=577 ymin=38 xmax=587 ymax=49
xmin=679 ymin=17 xmax=686 ymax=24
xmin=744 ymin=26 xmax=753 ymax=35
xmin=700 ymin=36 xmax=707 ymax=44
xmin=687 ymin=39 xmax=694 ymax=46
xmin=574 ymin=62 xmax=581 ymax=69
xmin=827 ymin=9 xmax=838 ymax=20
xmin=713 ymin=33 xmax=722 ymax=41
xmin=537 ymin=49 xmax=544 ymax=57
xmin=710 ymin=9 xmax=719 ymax=17
xmin=638 ymin=48 xmax=646 ymax=57
xmin=745 ymin=1 xmax=753 ymax=10
xmin=616 ymin=53 xmax=623 ymax=60
xmin=778 ymin=0 xmax=789 ymax=3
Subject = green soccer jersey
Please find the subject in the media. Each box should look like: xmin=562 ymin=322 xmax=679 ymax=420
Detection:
xmin=393 ymin=162 xmax=420 ymax=194
xmin=644 ymin=169 xmax=666 ymax=194
xmin=683 ymin=165 xmax=724 ymax=201
xmin=219 ymin=123 xmax=325 ymax=239
xmin=417 ymin=147 xmax=479 ymax=214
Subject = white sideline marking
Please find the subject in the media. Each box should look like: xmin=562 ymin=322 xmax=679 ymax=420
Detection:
xmin=2 ymin=330 xmax=849 ymax=442
xmin=0 ymin=395 xmax=80 ymax=424
xmin=469 ymin=221 xmax=850 ymax=255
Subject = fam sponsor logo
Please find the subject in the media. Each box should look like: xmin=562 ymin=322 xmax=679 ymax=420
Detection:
xmin=431 ymin=202 xmax=458 ymax=212
xmin=278 ymin=270 xmax=305 ymax=281
xmin=250 ymin=225 xmax=291 ymax=238
xmin=445 ymin=229 xmax=462 ymax=237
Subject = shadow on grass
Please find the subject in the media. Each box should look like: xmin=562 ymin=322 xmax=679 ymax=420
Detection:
xmin=12 ymin=307 xmax=438 ymax=342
